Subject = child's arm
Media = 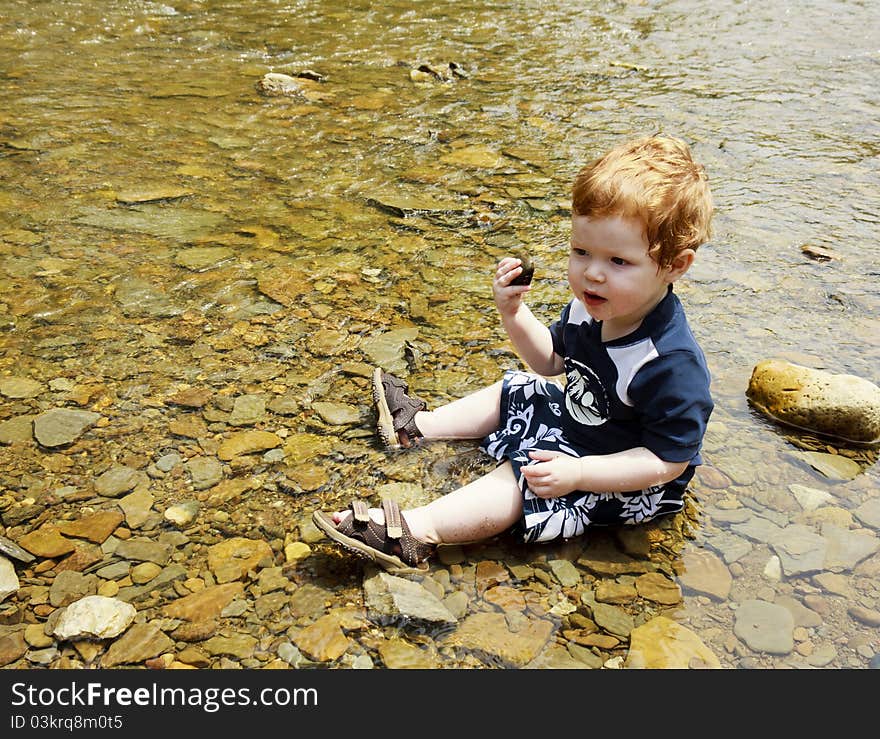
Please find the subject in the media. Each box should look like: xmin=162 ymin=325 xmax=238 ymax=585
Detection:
xmin=520 ymin=447 xmax=689 ymax=499
xmin=493 ymin=257 xmax=564 ymax=377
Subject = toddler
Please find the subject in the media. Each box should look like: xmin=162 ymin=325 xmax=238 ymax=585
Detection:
xmin=313 ymin=133 xmax=715 ymax=573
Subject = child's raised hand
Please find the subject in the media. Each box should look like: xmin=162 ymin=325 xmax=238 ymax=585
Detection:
xmin=521 ymin=450 xmax=581 ymax=498
xmin=492 ymin=256 xmax=531 ymax=316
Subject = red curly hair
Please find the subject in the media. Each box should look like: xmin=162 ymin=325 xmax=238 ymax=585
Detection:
xmin=572 ymin=135 xmax=714 ymax=268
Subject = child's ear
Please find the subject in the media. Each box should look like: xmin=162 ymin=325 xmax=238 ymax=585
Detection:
xmin=665 ymin=249 xmax=695 ymax=282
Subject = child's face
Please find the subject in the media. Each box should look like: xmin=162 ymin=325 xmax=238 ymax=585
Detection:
xmin=568 ymin=214 xmax=689 ymax=335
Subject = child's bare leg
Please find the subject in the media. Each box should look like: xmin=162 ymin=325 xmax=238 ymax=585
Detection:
xmin=413 ymin=380 xmax=503 ymax=440
xmin=332 ymin=461 xmax=522 ymax=545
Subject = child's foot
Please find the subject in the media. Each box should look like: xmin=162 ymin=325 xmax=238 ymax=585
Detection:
xmin=372 ymin=367 xmax=427 ymax=449
xmin=312 ymin=499 xmax=435 ymax=574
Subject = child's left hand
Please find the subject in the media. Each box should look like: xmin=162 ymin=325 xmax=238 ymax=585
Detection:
xmin=521 ymin=450 xmax=581 ymax=498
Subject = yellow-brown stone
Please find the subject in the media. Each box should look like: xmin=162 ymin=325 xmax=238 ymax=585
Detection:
xmin=18 ymin=525 xmax=76 ymax=558
xmin=163 ymin=582 xmax=244 ymax=621
xmin=57 ymin=510 xmax=124 ymax=543
xmin=207 ymin=537 xmax=273 ymax=582
xmin=217 ymin=430 xmax=281 ymax=460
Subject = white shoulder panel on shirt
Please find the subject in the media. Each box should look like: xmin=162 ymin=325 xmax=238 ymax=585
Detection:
xmin=566 ymin=299 xmax=592 ymax=325
xmin=606 ymin=340 xmax=659 ymax=406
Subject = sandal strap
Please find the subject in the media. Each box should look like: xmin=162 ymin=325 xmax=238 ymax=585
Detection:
xmin=351 ymin=499 xmax=370 ymax=523
xmin=382 ymin=498 xmax=403 ymax=539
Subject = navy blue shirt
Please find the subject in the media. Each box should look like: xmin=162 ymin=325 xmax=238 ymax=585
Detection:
xmin=548 ymin=286 xmax=713 ymax=475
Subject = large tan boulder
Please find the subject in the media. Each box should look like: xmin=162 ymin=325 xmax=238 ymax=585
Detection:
xmin=746 ymin=359 xmax=880 ymax=444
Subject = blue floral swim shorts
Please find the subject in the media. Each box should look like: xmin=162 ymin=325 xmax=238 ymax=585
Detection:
xmin=480 ymin=370 xmax=690 ymax=544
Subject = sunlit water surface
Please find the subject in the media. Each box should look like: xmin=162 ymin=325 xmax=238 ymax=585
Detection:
xmin=1 ymin=0 xmax=878 ymax=669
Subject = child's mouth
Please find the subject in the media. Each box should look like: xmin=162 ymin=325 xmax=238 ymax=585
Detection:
xmin=583 ymin=291 xmax=606 ymax=306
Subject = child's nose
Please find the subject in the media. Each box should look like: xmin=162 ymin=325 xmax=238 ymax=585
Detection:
xmin=584 ymin=262 xmax=604 ymax=282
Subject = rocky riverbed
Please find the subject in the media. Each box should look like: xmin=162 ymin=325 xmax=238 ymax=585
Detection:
xmin=2 ymin=319 xmax=879 ymax=669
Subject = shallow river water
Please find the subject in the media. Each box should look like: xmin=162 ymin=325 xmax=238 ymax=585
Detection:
xmin=1 ymin=0 xmax=879 ymax=670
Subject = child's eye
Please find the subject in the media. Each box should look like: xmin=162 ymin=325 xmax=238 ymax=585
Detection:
xmin=611 ymin=257 xmax=628 ymax=266
xmin=571 ymin=247 xmax=588 ymax=257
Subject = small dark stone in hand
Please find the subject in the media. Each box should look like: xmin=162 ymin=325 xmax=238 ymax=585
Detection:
xmin=510 ymin=255 xmax=534 ymax=286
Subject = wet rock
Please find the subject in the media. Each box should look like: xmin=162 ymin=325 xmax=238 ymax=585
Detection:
xmin=0 ymin=376 xmax=43 ymax=398
xmin=0 ymin=415 xmax=36 ymax=444
xmin=586 ymin=601 xmax=634 ymax=639
xmin=806 ymin=643 xmax=838 ymax=667
xmin=594 ymin=580 xmax=636 ymax=604
xmin=733 ymin=600 xmax=794 ymax=654
xmin=57 ymin=510 xmax=124 ymax=543
xmin=561 ymin=642 xmax=604 ymax=668
xmin=284 ymin=541 xmax=311 ymax=564
xmin=703 ymin=529 xmax=752 ymax=564
xmin=114 ymin=539 xmax=171 ymax=565
xmin=174 ymin=246 xmax=233 ymax=271
xmin=48 ymin=571 xmax=98 ymax=609
xmin=821 ymin=523 xmax=879 ymax=570
xmin=789 ymin=483 xmax=834 ymax=511
xmin=163 ymin=582 xmax=244 ymax=622
xmin=165 ymin=387 xmax=213 ymax=408
xmin=377 ymin=636 xmax=441 ymax=668
xmin=256 ymin=72 xmax=330 ymax=101
xmin=795 ymin=451 xmax=862 ymax=481
xmin=770 ymin=524 xmax=826 ymax=576
xmin=548 ymin=559 xmax=580 ymax=587
xmin=848 ymin=605 xmax=880 ymax=627
xmin=0 ymin=556 xmax=19 ymax=603
xmin=0 ymin=535 xmax=36 ymax=564
xmin=0 ymin=629 xmax=27 ymax=667
xmin=56 ymin=543 xmax=104 ymax=574
xmin=52 ymin=595 xmax=136 ymax=640
xmin=442 ymin=612 xmax=555 ymax=667
xmin=254 ymin=591 xmax=288 ymax=619
xmin=172 ymin=620 xmax=218 ymax=643
xmin=363 ymin=572 xmax=457 ymax=625
xmin=746 ymin=359 xmax=880 ymax=443
xmin=577 ymin=539 xmax=656 ymax=576
xmin=854 ymin=498 xmax=880 ymax=530
xmin=228 ymin=394 xmax=266 ymax=426
xmin=101 ymin=622 xmax=174 ymax=667
xmin=130 ymin=562 xmax=162 ymax=584
xmin=94 ymin=465 xmax=144 ymax=498
xmin=164 ymin=500 xmax=199 ymax=528
xmin=775 ymin=595 xmax=823 ymax=627
xmin=365 ymin=192 xmax=467 ymax=218
xmin=77 ymin=206 xmax=225 ymax=243
xmin=474 ymin=560 xmax=510 ymax=593
xmin=217 ymin=430 xmax=280 ymax=460
xmin=360 ymin=327 xmax=419 ymax=375
xmin=439 ymin=144 xmax=508 ymax=169
xmin=677 ymin=549 xmax=732 ymax=600
xmin=24 ymin=623 xmax=53 ymax=648
xmin=408 ymin=61 xmax=468 ymax=83
xmin=33 ymin=408 xmax=101 ymax=447
xmin=118 ymin=488 xmax=154 ymax=529
xmin=202 ymin=633 xmax=257 ymax=659
xmin=310 ymin=401 xmax=360 ymax=425
xmin=292 ymin=613 xmax=351 ymax=662
xmin=116 ymin=186 xmax=193 ymax=205
xmin=282 ymin=432 xmax=336 ymax=462
xmin=185 ymin=456 xmax=224 ymax=490
xmin=18 ymin=525 xmax=76 ymax=559
xmin=635 ymin=571 xmax=682 ymax=605
xmin=625 ymin=616 xmax=720 ymax=668
xmin=207 ymin=537 xmax=273 ymax=583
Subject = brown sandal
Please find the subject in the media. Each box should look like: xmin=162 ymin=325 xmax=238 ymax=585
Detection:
xmin=312 ymin=499 xmax=435 ymax=574
xmin=372 ymin=367 xmax=427 ymax=449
